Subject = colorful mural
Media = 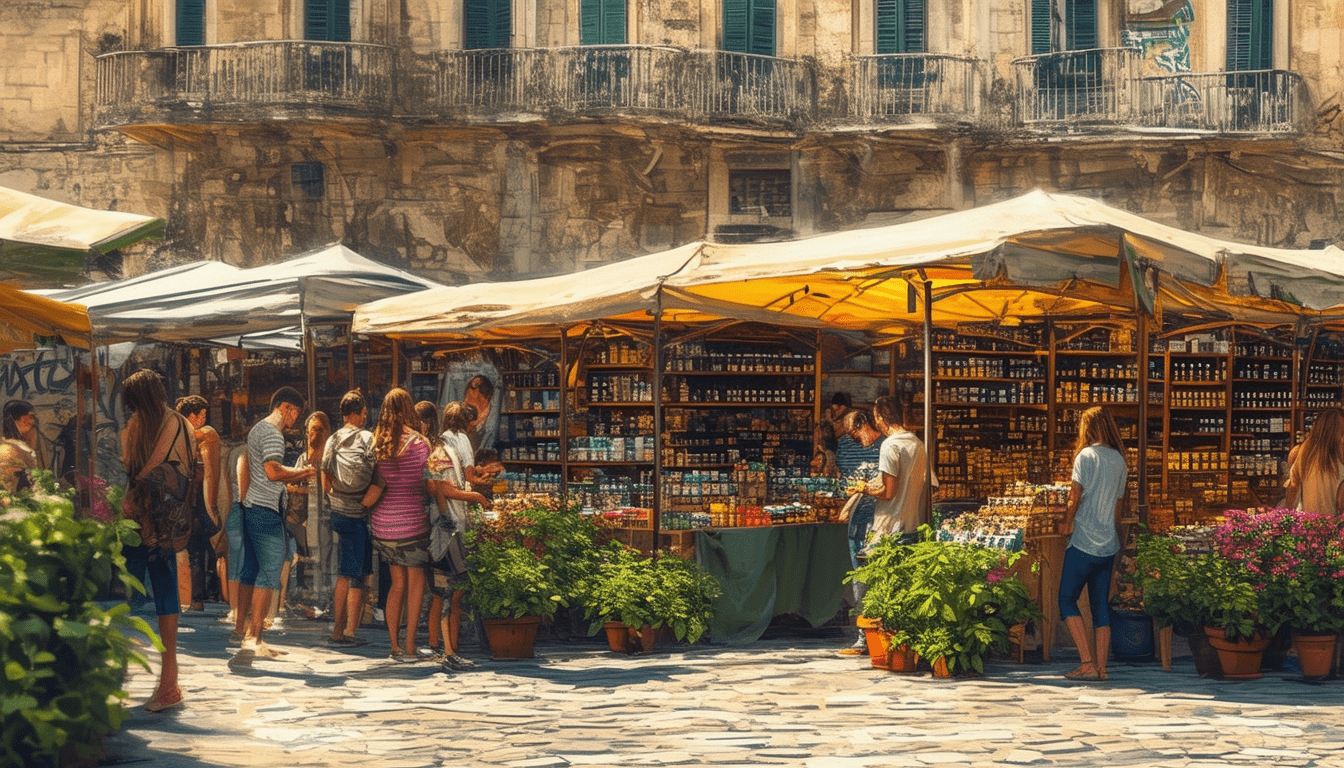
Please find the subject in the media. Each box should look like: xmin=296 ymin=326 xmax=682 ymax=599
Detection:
xmin=1123 ymin=2 xmax=1195 ymax=74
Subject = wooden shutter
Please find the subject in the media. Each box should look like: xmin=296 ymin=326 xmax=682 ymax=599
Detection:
xmin=1065 ymin=0 xmax=1097 ymax=51
xmin=1227 ymin=0 xmax=1272 ymax=71
xmin=176 ymin=0 xmax=205 ymax=46
xmin=466 ymin=0 xmax=511 ymax=49
xmin=723 ymin=0 xmax=774 ymax=55
xmin=1030 ymin=0 xmax=1052 ymax=54
xmin=581 ymin=0 xmax=626 ymax=45
xmin=876 ymin=0 xmax=924 ymax=54
xmin=304 ymin=0 xmax=350 ymax=41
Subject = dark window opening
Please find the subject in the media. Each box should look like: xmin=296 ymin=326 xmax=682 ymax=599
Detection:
xmin=729 ymin=169 xmax=791 ymax=218
xmin=291 ymin=163 xmax=326 ymax=199
xmin=176 ymin=0 xmax=205 ymax=46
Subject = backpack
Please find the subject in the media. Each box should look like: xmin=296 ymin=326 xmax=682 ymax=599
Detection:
xmin=324 ymin=427 xmax=374 ymax=498
xmin=123 ymin=413 xmax=199 ymax=551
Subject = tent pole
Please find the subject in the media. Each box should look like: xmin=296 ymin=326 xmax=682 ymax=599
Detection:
xmin=89 ymin=337 xmax=100 ymax=500
xmin=559 ymin=329 xmax=569 ymax=503
xmin=346 ymin=323 xmax=355 ymax=393
xmin=391 ymin=338 xmax=401 ymax=389
xmin=923 ymin=280 xmax=934 ymax=528
xmin=652 ymin=289 xmax=664 ymax=556
xmin=1136 ymin=303 xmax=1149 ymax=526
xmin=74 ymin=345 xmax=84 ymax=503
xmin=305 ymin=325 xmax=318 ymax=420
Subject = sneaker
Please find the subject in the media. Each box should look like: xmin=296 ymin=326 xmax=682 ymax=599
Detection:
xmin=218 ymin=612 xmax=235 ymax=625
xmin=417 ymin=647 xmax=445 ymax=661
xmin=372 ymin=608 xmax=386 ymax=623
xmin=442 ymin=654 xmax=478 ymax=671
xmin=268 ymin=617 xmax=286 ymax=632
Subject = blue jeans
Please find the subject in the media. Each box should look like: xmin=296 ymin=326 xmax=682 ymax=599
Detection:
xmin=238 ymin=505 xmax=286 ymax=590
xmin=123 ymin=544 xmax=179 ymax=617
xmin=331 ymin=512 xmax=372 ymax=581
xmin=226 ymin=501 xmax=245 ymax=582
xmin=1058 ymin=546 xmax=1115 ymax=628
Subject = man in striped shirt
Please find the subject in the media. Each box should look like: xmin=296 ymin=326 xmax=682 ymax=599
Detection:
xmin=231 ymin=387 xmax=316 ymax=665
xmin=835 ymin=407 xmax=881 ymax=655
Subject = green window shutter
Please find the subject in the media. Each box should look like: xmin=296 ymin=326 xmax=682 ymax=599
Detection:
xmin=749 ymin=0 xmax=775 ymax=56
xmin=1065 ymin=0 xmax=1097 ymax=50
xmin=466 ymin=0 xmax=511 ymax=49
xmin=176 ymin=0 xmax=205 ymax=46
xmin=723 ymin=0 xmax=774 ymax=55
xmin=305 ymin=0 xmax=350 ymax=41
xmin=581 ymin=0 xmax=626 ymax=45
xmin=1030 ymin=0 xmax=1052 ymax=54
xmin=876 ymin=0 xmax=924 ymax=54
xmin=1227 ymin=0 xmax=1272 ymax=71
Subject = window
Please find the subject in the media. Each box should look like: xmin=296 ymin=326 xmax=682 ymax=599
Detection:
xmin=1030 ymin=0 xmax=1097 ymax=54
xmin=723 ymin=0 xmax=775 ymax=56
xmin=876 ymin=0 xmax=925 ymax=54
xmin=291 ymin=163 xmax=325 ymax=199
xmin=581 ymin=0 xmax=626 ymax=45
xmin=729 ymin=170 xmax=791 ymax=218
xmin=176 ymin=0 xmax=205 ymax=46
xmin=1227 ymin=0 xmax=1272 ymax=71
xmin=465 ymin=0 xmax=512 ymax=49
xmin=305 ymin=0 xmax=351 ymax=41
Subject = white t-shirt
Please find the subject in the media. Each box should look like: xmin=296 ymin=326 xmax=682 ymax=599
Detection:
xmin=1069 ymin=444 xmax=1127 ymax=557
xmin=870 ymin=429 xmax=928 ymax=540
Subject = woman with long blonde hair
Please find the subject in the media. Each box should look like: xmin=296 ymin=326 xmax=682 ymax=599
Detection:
xmin=363 ymin=388 xmax=431 ymax=661
xmin=1058 ymin=406 xmax=1128 ymax=683
xmin=1285 ymin=407 xmax=1344 ymax=515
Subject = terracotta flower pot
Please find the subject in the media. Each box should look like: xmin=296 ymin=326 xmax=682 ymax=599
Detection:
xmin=1293 ymin=633 xmax=1337 ymax=679
xmin=1204 ymin=626 xmax=1271 ymax=679
xmin=603 ymin=621 xmax=629 ymax=653
xmin=482 ymin=615 xmax=542 ymax=659
xmin=931 ymin=655 xmax=953 ymax=678
xmin=888 ymin=643 xmax=919 ymax=673
xmin=628 ymin=623 xmax=658 ymax=653
xmin=856 ymin=616 xmax=890 ymax=669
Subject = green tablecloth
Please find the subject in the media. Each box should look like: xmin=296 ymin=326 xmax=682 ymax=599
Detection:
xmin=694 ymin=523 xmax=851 ymax=645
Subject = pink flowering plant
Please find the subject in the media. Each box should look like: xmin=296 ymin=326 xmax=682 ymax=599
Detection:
xmin=1213 ymin=508 xmax=1344 ymax=636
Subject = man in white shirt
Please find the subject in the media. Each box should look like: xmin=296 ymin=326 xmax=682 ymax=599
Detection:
xmin=863 ymin=395 xmax=929 ymax=547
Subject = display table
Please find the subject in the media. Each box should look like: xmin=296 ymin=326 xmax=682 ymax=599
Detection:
xmin=695 ymin=523 xmax=851 ymax=645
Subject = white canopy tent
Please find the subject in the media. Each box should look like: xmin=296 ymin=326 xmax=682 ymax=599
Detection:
xmin=0 ymin=186 xmax=164 ymax=286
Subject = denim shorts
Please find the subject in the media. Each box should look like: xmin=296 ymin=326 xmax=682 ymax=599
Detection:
xmin=331 ymin=512 xmax=373 ymax=580
xmin=226 ymin=501 xmax=246 ymax=582
xmin=238 ymin=504 xmax=286 ymax=590
xmin=123 ymin=544 xmax=179 ymax=617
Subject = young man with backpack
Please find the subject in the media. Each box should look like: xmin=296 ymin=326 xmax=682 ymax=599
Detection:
xmin=321 ymin=390 xmax=375 ymax=646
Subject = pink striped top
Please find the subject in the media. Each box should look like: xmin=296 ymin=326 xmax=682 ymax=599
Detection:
xmin=371 ymin=431 xmax=430 ymax=541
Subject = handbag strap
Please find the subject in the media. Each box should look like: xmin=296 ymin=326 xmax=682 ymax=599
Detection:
xmin=134 ymin=413 xmax=193 ymax=482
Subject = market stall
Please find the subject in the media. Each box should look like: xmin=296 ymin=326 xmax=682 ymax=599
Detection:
xmin=0 ymin=185 xmax=163 ymax=287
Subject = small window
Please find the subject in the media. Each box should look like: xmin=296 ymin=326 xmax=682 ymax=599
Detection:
xmin=723 ymin=0 xmax=776 ymax=56
xmin=465 ymin=0 xmax=512 ymax=49
xmin=1030 ymin=0 xmax=1097 ymax=54
xmin=291 ymin=163 xmax=325 ymax=199
xmin=876 ymin=0 xmax=925 ymax=54
xmin=305 ymin=0 xmax=351 ymax=42
xmin=729 ymin=169 xmax=791 ymax=217
xmin=581 ymin=0 xmax=626 ymax=45
xmin=1227 ymin=0 xmax=1272 ymax=71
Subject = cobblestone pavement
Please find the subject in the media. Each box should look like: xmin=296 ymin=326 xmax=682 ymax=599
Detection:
xmin=103 ymin=607 xmax=1344 ymax=768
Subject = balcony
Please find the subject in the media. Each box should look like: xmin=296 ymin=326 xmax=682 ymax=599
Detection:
xmin=1013 ymin=48 xmax=1141 ymax=125
xmin=1136 ymin=70 xmax=1306 ymax=134
xmin=96 ymin=41 xmax=394 ymax=127
xmin=847 ymin=53 xmax=982 ymax=123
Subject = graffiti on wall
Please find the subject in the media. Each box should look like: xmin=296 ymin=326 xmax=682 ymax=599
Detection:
xmin=1123 ymin=2 xmax=1195 ymax=75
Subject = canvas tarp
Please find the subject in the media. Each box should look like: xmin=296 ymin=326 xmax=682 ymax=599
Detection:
xmin=42 ymin=244 xmax=440 ymax=344
xmin=0 ymin=186 xmax=164 ymax=286
xmin=0 ymin=284 xmax=89 ymax=352
xmin=353 ymin=191 xmax=1344 ymax=342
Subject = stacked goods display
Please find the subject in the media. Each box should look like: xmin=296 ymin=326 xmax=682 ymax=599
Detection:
xmin=935 ymin=482 xmax=1070 ymax=550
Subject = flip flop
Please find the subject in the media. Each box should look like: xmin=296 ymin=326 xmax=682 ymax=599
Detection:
xmin=144 ymin=686 xmax=184 ymax=712
xmin=837 ymin=647 xmax=865 ymax=656
xmin=342 ymin=635 xmax=370 ymax=647
xmin=1064 ymin=665 xmax=1101 ymax=681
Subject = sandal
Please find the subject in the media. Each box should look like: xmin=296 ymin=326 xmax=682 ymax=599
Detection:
xmin=1064 ymin=663 xmax=1101 ymax=681
xmin=144 ymin=686 xmax=184 ymax=713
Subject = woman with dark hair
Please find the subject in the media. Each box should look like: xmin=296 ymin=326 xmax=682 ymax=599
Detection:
xmin=174 ymin=395 xmax=221 ymax=612
xmin=1058 ymin=405 xmax=1128 ymax=682
xmin=121 ymin=370 xmax=195 ymax=712
xmin=363 ymin=388 xmax=431 ymax=661
xmin=1 ymin=399 xmax=44 ymax=492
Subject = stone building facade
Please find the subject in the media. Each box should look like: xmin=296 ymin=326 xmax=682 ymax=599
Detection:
xmin=2 ymin=0 xmax=1343 ymax=283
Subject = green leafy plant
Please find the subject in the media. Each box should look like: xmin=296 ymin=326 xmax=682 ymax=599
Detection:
xmin=463 ymin=537 xmax=563 ymax=620
xmin=845 ymin=527 xmax=1040 ymax=675
xmin=584 ymin=546 xmax=722 ymax=644
xmin=1185 ymin=552 xmax=1261 ymax=641
xmin=1134 ymin=533 xmax=1202 ymax=634
xmin=0 ymin=471 xmax=155 ymax=768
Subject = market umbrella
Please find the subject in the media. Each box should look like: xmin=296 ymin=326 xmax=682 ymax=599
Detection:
xmin=0 ymin=186 xmax=163 ymax=286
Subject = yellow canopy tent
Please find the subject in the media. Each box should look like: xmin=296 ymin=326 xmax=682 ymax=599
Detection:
xmin=0 ymin=283 xmax=90 ymax=352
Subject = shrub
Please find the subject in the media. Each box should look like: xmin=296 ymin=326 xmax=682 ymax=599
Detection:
xmin=584 ymin=547 xmax=722 ymax=644
xmin=463 ymin=537 xmax=563 ymax=620
xmin=0 ymin=472 xmax=155 ymax=768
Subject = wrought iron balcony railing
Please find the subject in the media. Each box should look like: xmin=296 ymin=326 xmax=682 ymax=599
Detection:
xmin=847 ymin=53 xmax=981 ymax=122
xmin=96 ymin=41 xmax=394 ymax=124
xmin=1012 ymin=48 xmax=1142 ymax=124
xmin=1136 ymin=69 xmax=1305 ymax=134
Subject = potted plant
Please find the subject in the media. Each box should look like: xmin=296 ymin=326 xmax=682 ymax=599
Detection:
xmin=464 ymin=536 xmax=563 ymax=659
xmin=1133 ymin=533 xmax=1205 ymax=670
xmin=850 ymin=528 xmax=1040 ymax=677
xmin=1185 ymin=551 xmax=1268 ymax=678
xmin=584 ymin=546 xmax=722 ymax=652
xmin=846 ymin=536 xmax=918 ymax=671
xmin=1108 ymin=555 xmax=1154 ymax=661
xmin=1214 ymin=508 xmax=1344 ymax=678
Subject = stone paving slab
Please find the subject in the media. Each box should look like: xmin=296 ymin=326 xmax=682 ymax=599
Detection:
xmin=98 ymin=607 xmax=1344 ymax=767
